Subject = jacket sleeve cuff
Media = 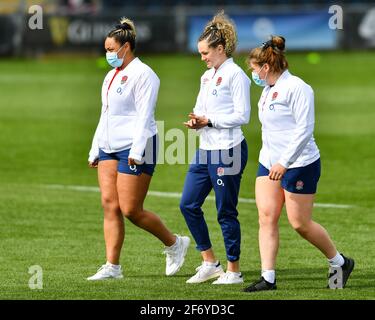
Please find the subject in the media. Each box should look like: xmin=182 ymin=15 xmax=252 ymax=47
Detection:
xmin=88 ymin=151 xmax=99 ymax=163
xmin=210 ymin=115 xmax=217 ymax=128
xmin=278 ymin=159 xmax=290 ymax=169
xmin=128 ymin=151 xmax=143 ymax=162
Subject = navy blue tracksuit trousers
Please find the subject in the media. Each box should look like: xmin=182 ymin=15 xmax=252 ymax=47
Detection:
xmin=179 ymin=139 xmax=248 ymax=262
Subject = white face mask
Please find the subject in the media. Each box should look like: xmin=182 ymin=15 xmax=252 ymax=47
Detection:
xmin=106 ymin=44 xmax=125 ymax=68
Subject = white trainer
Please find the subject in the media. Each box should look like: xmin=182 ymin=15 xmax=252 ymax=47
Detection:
xmin=186 ymin=261 xmax=224 ymax=284
xmin=164 ymin=235 xmax=190 ymax=276
xmin=87 ymin=264 xmax=123 ymax=281
xmin=212 ymin=271 xmax=244 ymax=284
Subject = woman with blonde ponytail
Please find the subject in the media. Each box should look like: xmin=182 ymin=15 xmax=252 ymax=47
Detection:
xmin=87 ymin=17 xmax=190 ymax=281
xmin=180 ymin=11 xmax=251 ymax=285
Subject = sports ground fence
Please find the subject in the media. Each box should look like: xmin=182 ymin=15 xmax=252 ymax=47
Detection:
xmin=0 ymin=2 xmax=374 ymax=56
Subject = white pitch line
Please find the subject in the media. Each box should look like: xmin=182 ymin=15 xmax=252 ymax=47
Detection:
xmin=45 ymin=184 xmax=354 ymax=209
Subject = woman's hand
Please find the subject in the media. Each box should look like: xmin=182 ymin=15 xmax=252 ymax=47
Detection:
xmin=128 ymin=158 xmax=144 ymax=166
xmin=88 ymin=159 xmax=99 ymax=168
xmin=128 ymin=158 xmax=137 ymax=166
xmin=269 ymin=163 xmax=287 ymax=180
xmin=183 ymin=113 xmax=209 ymax=129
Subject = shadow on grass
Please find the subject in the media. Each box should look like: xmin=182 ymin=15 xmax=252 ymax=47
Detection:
xmin=240 ymin=266 xmax=373 ymax=290
xmin=83 ymin=266 xmax=373 ymax=293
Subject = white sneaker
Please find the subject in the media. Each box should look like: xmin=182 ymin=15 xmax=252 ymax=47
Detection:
xmin=164 ymin=235 xmax=190 ymax=276
xmin=87 ymin=264 xmax=123 ymax=281
xmin=186 ymin=261 xmax=224 ymax=284
xmin=212 ymin=271 xmax=244 ymax=284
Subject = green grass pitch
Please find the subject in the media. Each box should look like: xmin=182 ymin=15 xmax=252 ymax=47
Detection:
xmin=0 ymin=51 xmax=374 ymax=299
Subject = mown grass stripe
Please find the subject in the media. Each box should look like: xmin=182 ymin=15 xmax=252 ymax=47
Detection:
xmin=44 ymin=184 xmax=354 ymax=209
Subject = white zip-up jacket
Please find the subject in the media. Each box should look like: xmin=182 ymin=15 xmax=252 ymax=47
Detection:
xmin=88 ymin=57 xmax=158 ymax=162
xmin=258 ymin=69 xmax=320 ymax=169
xmin=193 ymin=58 xmax=251 ymax=150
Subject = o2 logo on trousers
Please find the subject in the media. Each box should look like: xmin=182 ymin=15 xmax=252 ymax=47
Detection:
xmin=129 ymin=165 xmax=137 ymax=172
xmin=217 ymin=179 xmax=224 ymax=186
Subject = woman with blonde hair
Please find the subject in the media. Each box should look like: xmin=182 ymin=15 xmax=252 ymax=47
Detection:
xmin=180 ymin=11 xmax=251 ymax=284
xmin=87 ymin=17 xmax=190 ymax=280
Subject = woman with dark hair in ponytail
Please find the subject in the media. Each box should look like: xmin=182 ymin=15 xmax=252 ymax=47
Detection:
xmin=87 ymin=17 xmax=190 ymax=281
xmin=243 ymin=36 xmax=354 ymax=292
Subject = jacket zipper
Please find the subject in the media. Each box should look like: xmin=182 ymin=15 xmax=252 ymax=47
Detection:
xmin=105 ymin=68 xmax=121 ymax=151
xmin=261 ymin=87 xmax=273 ymax=167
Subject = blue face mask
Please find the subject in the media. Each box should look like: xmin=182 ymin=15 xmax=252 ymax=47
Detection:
xmin=251 ymin=65 xmax=267 ymax=87
xmin=106 ymin=44 xmax=125 ymax=68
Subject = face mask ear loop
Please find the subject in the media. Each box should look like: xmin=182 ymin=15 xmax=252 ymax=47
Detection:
xmin=257 ymin=64 xmax=265 ymax=79
xmin=116 ymin=43 xmax=126 ymax=59
xmin=263 ymin=67 xmax=269 ymax=84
